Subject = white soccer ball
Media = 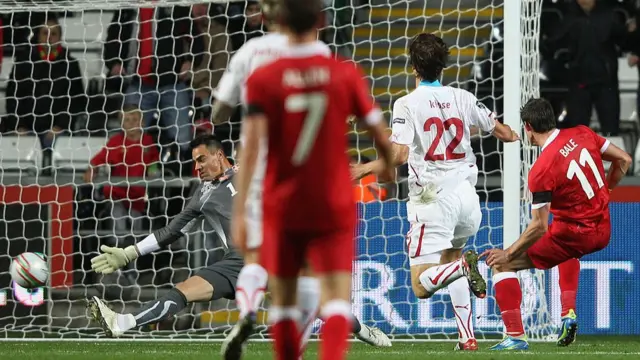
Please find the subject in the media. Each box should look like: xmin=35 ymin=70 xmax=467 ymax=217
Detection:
xmin=9 ymin=252 xmax=49 ymax=289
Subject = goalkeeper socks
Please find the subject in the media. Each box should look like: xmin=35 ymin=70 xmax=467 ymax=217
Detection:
xmin=319 ymin=300 xmax=352 ymax=360
xmin=235 ymin=263 xmax=269 ymax=318
xmin=296 ymin=276 xmax=320 ymax=355
xmin=493 ymin=272 xmax=524 ymax=337
xmin=419 ymin=259 xmax=464 ymax=295
xmin=270 ymin=306 xmax=301 ymax=360
xmin=559 ymin=258 xmax=580 ymax=317
xmin=448 ymin=277 xmax=475 ymax=342
xmin=131 ymin=288 xmax=188 ymax=327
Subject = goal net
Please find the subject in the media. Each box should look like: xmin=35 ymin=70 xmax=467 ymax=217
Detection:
xmin=0 ymin=0 xmax=551 ymax=341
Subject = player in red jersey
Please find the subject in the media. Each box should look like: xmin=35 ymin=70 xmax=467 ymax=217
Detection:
xmin=482 ymin=98 xmax=631 ymax=350
xmin=231 ymin=0 xmax=394 ymax=359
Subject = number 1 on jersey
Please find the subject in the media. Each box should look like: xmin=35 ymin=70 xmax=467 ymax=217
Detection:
xmin=566 ymin=148 xmax=605 ymax=199
xmin=285 ymin=92 xmax=328 ymax=165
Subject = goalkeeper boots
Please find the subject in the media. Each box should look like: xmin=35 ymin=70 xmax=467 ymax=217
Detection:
xmin=221 ymin=311 xmax=256 ymax=360
xmin=355 ymin=324 xmax=392 ymax=347
xmin=557 ymin=309 xmax=578 ymax=347
xmin=462 ymin=250 xmax=487 ymax=298
xmin=86 ymin=296 xmax=131 ymax=338
xmin=489 ymin=336 xmax=529 ymax=351
xmin=454 ymin=338 xmax=478 ymax=351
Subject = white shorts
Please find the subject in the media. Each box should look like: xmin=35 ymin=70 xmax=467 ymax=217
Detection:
xmin=405 ymin=180 xmax=481 ymax=266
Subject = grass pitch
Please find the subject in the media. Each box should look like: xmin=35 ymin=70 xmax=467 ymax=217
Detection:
xmin=2 ymin=336 xmax=640 ymax=360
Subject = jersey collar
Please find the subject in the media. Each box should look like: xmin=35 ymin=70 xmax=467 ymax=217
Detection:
xmin=286 ymin=41 xmax=331 ymax=58
xmin=419 ymin=80 xmax=442 ymax=87
xmin=541 ymin=128 xmax=560 ymax=151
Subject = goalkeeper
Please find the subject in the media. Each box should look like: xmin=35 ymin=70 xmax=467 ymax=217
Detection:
xmin=87 ymin=135 xmax=244 ymax=337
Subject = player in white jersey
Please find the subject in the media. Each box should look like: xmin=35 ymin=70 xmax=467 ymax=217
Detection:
xmin=213 ymin=2 xmax=390 ymax=359
xmin=352 ymin=33 xmax=519 ymax=351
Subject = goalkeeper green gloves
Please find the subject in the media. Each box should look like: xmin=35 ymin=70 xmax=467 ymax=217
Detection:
xmin=91 ymin=245 xmax=139 ymax=274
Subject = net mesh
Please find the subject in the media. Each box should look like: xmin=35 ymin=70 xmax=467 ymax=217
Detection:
xmin=0 ymin=0 xmax=550 ymax=341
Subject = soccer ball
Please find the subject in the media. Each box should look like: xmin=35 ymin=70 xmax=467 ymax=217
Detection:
xmin=9 ymin=252 xmax=49 ymax=288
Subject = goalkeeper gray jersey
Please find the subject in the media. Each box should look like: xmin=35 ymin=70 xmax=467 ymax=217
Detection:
xmin=152 ymin=167 xmax=241 ymax=262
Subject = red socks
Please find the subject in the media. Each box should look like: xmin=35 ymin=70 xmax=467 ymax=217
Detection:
xmin=270 ymin=307 xmax=300 ymax=360
xmin=320 ymin=300 xmax=352 ymax=360
xmin=558 ymin=258 xmax=580 ymax=317
xmin=493 ymin=272 xmax=524 ymax=337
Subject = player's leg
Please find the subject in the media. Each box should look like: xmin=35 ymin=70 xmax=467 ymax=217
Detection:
xmin=296 ymin=265 xmax=391 ymax=351
xmin=488 ymin=233 xmax=574 ymax=351
xmin=307 ymin=230 xmax=356 ymax=360
xmin=87 ymin=260 xmax=240 ymax=337
xmin=222 ymin=250 xmax=268 ymax=360
xmin=222 ymin=191 xmax=269 ymax=360
xmin=264 ymin=231 xmax=306 ymax=360
xmin=557 ymin=258 xmax=580 ymax=346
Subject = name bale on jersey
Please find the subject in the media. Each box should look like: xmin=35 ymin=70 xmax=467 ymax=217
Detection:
xmin=560 ymin=139 xmax=579 ymax=158
xmin=284 ymin=67 xmax=330 ymax=88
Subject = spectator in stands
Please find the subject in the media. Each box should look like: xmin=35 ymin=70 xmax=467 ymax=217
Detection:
xmin=229 ymin=1 xmax=267 ymax=50
xmin=104 ymin=6 xmax=199 ymax=160
xmin=84 ymin=105 xmax=160 ymax=232
xmin=547 ymin=0 xmax=635 ymax=135
xmin=5 ymin=15 xmax=85 ymax=148
xmin=191 ymin=3 xmax=232 ymax=109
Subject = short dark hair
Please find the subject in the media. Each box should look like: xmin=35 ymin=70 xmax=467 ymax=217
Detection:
xmin=280 ymin=0 xmax=323 ymax=35
xmin=190 ymin=134 xmax=224 ymax=153
xmin=520 ymin=98 xmax=556 ymax=133
xmin=409 ymin=33 xmax=449 ymax=82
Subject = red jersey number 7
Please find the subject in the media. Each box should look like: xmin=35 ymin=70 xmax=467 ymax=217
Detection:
xmin=285 ymin=92 xmax=328 ymax=166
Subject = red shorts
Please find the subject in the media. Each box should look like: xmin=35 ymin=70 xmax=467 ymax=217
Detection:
xmin=260 ymin=227 xmax=355 ymax=278
xmin=527 ymin=217 xmax=611 ymax=269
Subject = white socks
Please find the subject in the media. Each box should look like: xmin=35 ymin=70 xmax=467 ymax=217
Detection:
xmin=448 ymin=277 xmax=475 ymax=342
xmin=297 ymin=276 xmax=321 ymax=353
xmin=419 ymin=259 xmax=465 ymax=295
xmin=235 ymin=263 xmax=269 ymax=317
xmin=116 ymin=313 xmax=137 ymax=331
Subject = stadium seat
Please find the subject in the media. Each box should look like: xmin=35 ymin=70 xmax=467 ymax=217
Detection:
xmin=51 ymin=136 xmax=107 ymax=172
xmin=0 ymin=135 xmax=42 ymax=174
xmin=604 ymin=136 xmax=626 ymax=172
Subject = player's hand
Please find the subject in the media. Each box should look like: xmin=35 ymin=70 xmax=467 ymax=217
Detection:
xmin=91 ymin=245 xmax=139 ymax=274
xmin=505 ymin=130 xmax=520 ymax=142
xmin=350 ymin=163 xmax=369 ymax=181
xmin=628 ymin=54 xmax=639 ymax=67
xmin=480 ymin=248 xmax=510 ymax=267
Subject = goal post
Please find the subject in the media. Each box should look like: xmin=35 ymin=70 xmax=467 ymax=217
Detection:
xmin=0 ymin=0 xmax=553 ymax=341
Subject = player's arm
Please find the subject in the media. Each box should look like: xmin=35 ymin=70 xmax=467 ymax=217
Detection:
xmin=352 ymin=143 xmax=408 ymax=181
xmin=505 ymin=203 xmax=550 ymax=261
xmin=90 ymin=195 xmax=202 ymax=274
xmin=601 ymin=140 xmax=632 ymax=191
xmin=467 ymin=94 xmax=519 ymax=142
xmin=504 ymin=172 xmax=552 ymax=260
xmin=211 ymin=47 xmax=249 ymax=124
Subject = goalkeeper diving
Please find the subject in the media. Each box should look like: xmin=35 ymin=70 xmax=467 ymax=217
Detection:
xmin=87 ymin=134 xmax=387 ymax=347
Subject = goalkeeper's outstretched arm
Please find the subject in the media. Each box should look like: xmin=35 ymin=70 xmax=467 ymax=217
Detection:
xmin=91 ymin=197 xmax=202 ymax=274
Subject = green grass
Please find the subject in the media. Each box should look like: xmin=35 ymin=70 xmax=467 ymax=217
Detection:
xmin=2 ymin=337 xmax=640 ymax=360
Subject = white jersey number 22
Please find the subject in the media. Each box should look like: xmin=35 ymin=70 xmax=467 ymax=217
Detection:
xmin=285 ymin=92 xmax=327 ymax=165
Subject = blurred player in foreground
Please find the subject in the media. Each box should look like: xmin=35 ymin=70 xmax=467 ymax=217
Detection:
xmin=351 ymin=33 xmax=520 ymax=351
xmin=232 ymin=0 xmax=394 ymax=358
xmin=87 ymin=135 xmax=244 ymax=337
xmin=482 ymin=98 xmax=631 ymax=350
xmin=213 ymin=1 xmax=390 ymax=358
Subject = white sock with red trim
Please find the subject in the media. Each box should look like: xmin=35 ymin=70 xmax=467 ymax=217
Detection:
xmin=449 ymin=277 xmax=475 ymax=342
xmin=297 ymin=276 xmax=321 ymax=356
xmin=419 ymin=259 xmax=465 ymax=295
xmin=235 ymin=263 xmax=269 ymax=318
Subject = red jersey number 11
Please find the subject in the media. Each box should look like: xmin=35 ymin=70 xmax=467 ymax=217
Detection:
xmin=285 ymin=92 xmax=328 ymax=165
xmin=566 ymin=148 xmax=605 ymax=199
